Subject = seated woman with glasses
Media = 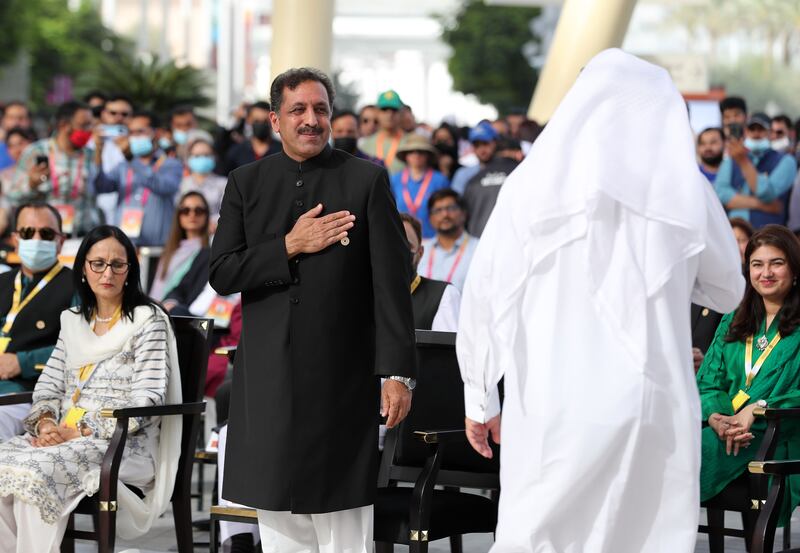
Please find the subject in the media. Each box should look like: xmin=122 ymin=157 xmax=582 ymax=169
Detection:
xmin=0 ymin=203 xmax=75 ymax=440
xmin=149 ymin=192 xmax=210 ymax=302
xmin=698 ymin=224 xmax=800 ymax=527
xmin=0 ymin=225 xmax=181 ymax=551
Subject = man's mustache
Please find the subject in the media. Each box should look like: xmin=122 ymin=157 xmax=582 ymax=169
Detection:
xmin=299 ymin=126 xmax=323 ymax=136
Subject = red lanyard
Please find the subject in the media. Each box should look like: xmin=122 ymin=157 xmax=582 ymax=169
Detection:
xmin=124 ymin=167 xmax=150 ymax=206
xmin=49 ymin=142 xmax=83 ymax=200
xmin=426 ymin=236 xmax=470 ymax=283
xmin=376 ymin=132 xmax=401 ymax=167
xmin=401 ymin=169 xmax=433 ymax=218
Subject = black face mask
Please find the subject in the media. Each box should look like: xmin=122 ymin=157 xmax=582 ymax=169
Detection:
xmin=252 ymin=121 xmax=272 ymax=141
xmin=701 ymin=153 xmax=724 ymax=168
xmin=333 ymin=137 xmax=358 ymax=153
xmin=434 ymin=141 xmax=457 ymax=159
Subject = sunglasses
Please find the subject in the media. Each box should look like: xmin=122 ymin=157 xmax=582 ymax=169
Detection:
xmin=178 ymin=206 xmax=208 ymax=217
xmin=86 ymin=259 xmax=131 ymax=275
xmin=16 ymin=227 xmax=61 ymax=241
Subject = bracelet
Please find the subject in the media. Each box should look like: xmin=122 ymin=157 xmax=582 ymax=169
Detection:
xmin=34 ymin=417 xmax=57 ymax=437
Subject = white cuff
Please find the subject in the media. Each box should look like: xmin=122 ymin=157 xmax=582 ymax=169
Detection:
xmin=464 ymin=384 xmax=501 ymax=423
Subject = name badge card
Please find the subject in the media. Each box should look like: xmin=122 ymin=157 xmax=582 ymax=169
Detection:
xmin=207 ymin=297 xmax=236 ymax=328
xmin=55 ymin=204 xmax=76 ymax=235
xmin=120 ymin=207 xmax=145 ymax=238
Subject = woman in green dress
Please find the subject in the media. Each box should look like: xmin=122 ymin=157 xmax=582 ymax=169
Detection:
xmin=698 ymin=224 xmax=800 ymax=524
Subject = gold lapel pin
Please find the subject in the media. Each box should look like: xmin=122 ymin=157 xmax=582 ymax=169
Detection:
xmin=36 ymin=320 xmax=46 ymax=330
xmin=701 ymin=308 xmax=709 ymax=317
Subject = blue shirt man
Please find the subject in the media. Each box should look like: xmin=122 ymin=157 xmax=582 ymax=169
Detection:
xmin=451 ymin=122 xmax=498 ymax=195
xmin=714 ymin=113 xmax=797 ymax=228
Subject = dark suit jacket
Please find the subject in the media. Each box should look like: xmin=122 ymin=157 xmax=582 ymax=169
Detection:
xmin=210 ymin=145 xmax=416 ymax=513
xmin=691 ymin=303 xmax=724 ymax=353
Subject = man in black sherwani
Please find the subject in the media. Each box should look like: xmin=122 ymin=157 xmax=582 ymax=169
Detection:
xmin=209 ymin=67 xmax=416 ymax=552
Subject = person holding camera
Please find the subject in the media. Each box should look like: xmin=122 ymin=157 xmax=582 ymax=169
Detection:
xmin=715 ymin=112 xmax=797 ymax=228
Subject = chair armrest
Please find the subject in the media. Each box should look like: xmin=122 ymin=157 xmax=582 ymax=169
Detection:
xmin=749 ymin=460 xmax=800 ymax=476
xmin=414 ymin=429 xmax=466 ymax=444
xmin=754 ymin=407 xmax=800 ymax=419
xmin=99 ymin=401 xmax=206 ymax=419
xmin=214 ymin=346 xmax=237 ymax=356
xmin=0 ymin=392 xmax=33 ymax=406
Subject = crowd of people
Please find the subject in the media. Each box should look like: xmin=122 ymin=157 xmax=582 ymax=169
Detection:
xmin=0 ymin=73 xmax=799 ymax=552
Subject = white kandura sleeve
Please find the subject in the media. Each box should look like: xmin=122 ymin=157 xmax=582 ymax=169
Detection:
xmin=431 ymin=284 xmax=461 ymax=332
xmin=692 ymin=181 xmax=746 ymax=314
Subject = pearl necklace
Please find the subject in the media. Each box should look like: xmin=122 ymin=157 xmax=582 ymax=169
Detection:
xmin=95 ymin=313 xmax=115 ymax=323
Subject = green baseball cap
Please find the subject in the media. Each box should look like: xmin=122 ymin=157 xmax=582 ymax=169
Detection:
xmin=376 ymin=89 xmax=404 ymax=110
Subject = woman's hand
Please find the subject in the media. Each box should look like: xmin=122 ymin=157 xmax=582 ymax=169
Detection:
xmin=723 ymin=404 xmax=758 ymax=456
xmin=32 ymin=420 xmax=64 ymax=447
xmin=55 ymin=422 xmax=83 ymax=442
xmin=708 ymin=413 xmax=732 ymax=439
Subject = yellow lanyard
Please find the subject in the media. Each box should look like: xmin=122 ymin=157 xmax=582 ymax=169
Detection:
xmin=2 ymin=263 xmax=63 ymax=335
xmin=744 ymin=333 xmax=782 ymax=390
xmin=410 ymin=274 xmax=421 ymax=294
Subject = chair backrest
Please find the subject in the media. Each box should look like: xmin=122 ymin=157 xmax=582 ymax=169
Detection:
xmin=170 ymin=316 xmax=213 ymax=499
xmin=381 ymin=330 xmax=499 ymax=486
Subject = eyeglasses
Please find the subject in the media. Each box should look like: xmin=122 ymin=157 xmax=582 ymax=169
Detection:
xmin=86 ymin=259 xmax=130 ymax=275
xmin=178 ymin=206 xmax=208 ymax=217
xmin=430 ymin=204 xmax=461 ymax=216
xmin=105 ymin=110 xmax=132 ymax=118
xmin=16 ymin=227 xmax=61 ymax=241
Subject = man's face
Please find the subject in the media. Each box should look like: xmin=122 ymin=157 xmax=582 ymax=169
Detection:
xmin=66 ymin=109 xmax=93 ymax=136
xmin=13 ymin=207 xmax=64 ymax=257
xmin=698 ymin=131 xmax=724 ymax=165
xmin=2 ymin=105 xmax=30 ymax=132
xmin=269 ymin=80 xmax=331 ymax=162
xmin=771 ymin=121 xmax=791 ymax=142
xmin=400 ymin=107 xmax=416 ymax=133
xmin=332 ymin=114 xmax=359 ymax=139
xmin=247 ymin=107 xmax=270 ymax=126
xmin=746 ymin=124 xmax=769 ymax=141
xmin=722 ymin=108 xmax=747 ymax=127
xmin=403 ymin=221 xmax=423 ymax=272
xmin=359 ymin=107 xmax=379 ymax=137
xmin=171 ymin=112 xmax=197 ymax=132
xmin=101 ymin=100 xmax=133 ymax=125
xmin=473 ymin=140 xmax=496 ymax=164
xmin=128 ymin=116 xmax=154 ymax=139
xmin=506 ymin=114 xmax=525 ymax=137
xmin=378 ymin=107 xmax=399 ymax=132
xmin=429 ymin=197 xmax=465 ymax=236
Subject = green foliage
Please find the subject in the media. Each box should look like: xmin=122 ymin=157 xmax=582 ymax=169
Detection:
xmin=0 ymin=0 xmax=133 ymax=110
xmin=441 ymin=0 xmax=541 ymax=116
xmin=80 ymin=55 xmax=211 ymax=119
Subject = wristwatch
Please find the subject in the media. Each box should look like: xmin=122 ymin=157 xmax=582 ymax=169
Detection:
xmin=388 ymin=375 xmax=416 ymax=391
xmin=756 ymin=399 xmax=768 ymax=408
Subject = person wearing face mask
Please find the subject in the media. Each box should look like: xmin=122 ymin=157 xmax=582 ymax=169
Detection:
xmin=330 ymin=110 xmax=383 ymax=166
xmin=770 ymin=114 xmax=795 ymax=154
xmin=9 ymin=101 xmax=101 ymax=237
xmin=715 ymin=112 xmax=797 ymax=228
xmin=95 ymin=111 xmax=183 ymax=247
xmin=224 ymin=101 xmax=283 ymax=174
xmin=0 ymin=202 xmax=74 ymax=440
xmin=180 ymin=138 xmax=227 ymax=226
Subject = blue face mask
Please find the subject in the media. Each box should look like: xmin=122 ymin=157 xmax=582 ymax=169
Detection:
xmin=744 ymin=137 xmax=771 ymax=154
xmin=158 ymin=137 xmax=173 ymax=150
xmin=173 ymin=129 xmax=188 ymax=145
xmin=188 ymin=155 xmax=215 ymax=174
xmin=129 ymin=136 xmax=154 ymax=157
xmin=18 ymin=239 xmax=58 ymax=272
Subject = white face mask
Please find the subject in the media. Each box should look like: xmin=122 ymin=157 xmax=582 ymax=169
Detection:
xmin=771 ymin=137 xmax=791 ymax=152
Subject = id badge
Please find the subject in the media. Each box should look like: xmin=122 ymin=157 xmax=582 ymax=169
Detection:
xmin=0 ymin=337 xmax=11 ymax=354
xmin=55 ymin=204 xmax=76 ymax=235
xmin=207 ymin=297 xmax=235 ymax=328
xmin=120 ymin=207 xmax=145 ymax=238
xmin=62 ymin=406 xmax=86 ymax=429
xmin=732 ymin=389 xmax=751 ymax=412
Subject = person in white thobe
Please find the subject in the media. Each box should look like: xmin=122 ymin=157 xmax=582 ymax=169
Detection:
xmin=457 ymin=49 xmax=745 ymax=553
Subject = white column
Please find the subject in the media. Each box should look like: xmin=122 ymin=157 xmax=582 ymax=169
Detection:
xmin=270 ymin=0 xmax=335 ymax=84
xmin=529 ymin=0 xmax=638 ymax=122
xmin=216 ymin=0 xmax=234 ymax=124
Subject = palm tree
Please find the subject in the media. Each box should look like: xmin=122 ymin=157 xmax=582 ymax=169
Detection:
xmin=82 ymin=54 xmax=211 ymax=118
